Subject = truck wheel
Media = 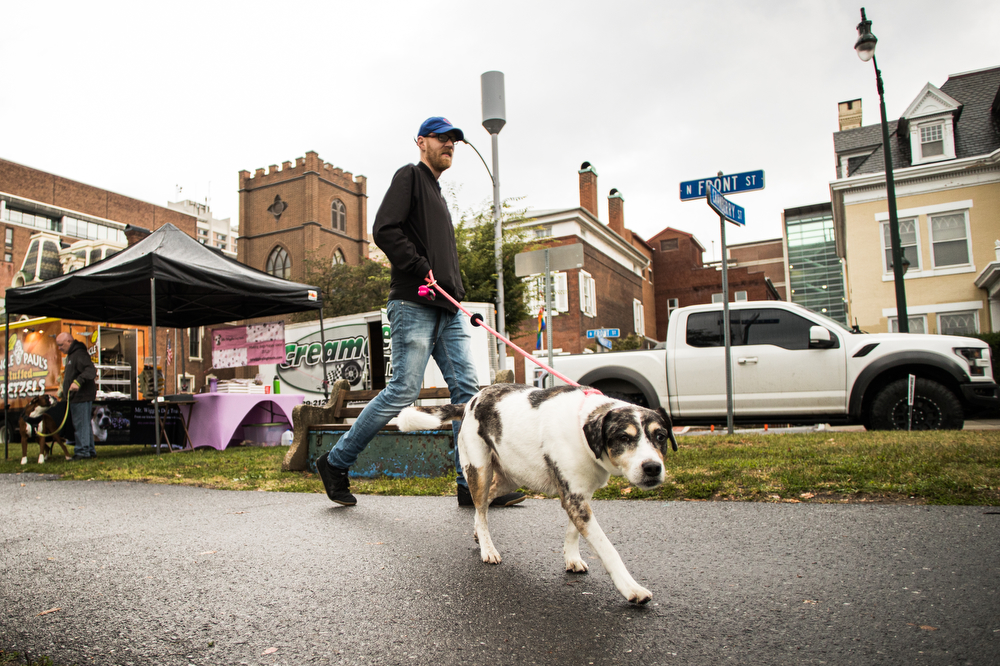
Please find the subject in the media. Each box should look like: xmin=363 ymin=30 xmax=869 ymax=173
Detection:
xmin=604 ymin=391 xmax=649 ymax=407
xmin=867 ymin=378 xmax=964 ymax=430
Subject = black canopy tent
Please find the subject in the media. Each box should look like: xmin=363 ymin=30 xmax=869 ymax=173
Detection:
xmin=4 ymin=223 xmax=329 ymax=455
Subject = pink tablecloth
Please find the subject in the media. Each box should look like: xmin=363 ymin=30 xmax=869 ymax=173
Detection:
xmin=186 ymin=393 xmax=304 ymax=450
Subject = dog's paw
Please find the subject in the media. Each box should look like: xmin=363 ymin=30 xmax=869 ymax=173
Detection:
xmin=480 ymin=547 xmax=502 ymax=565
xmin=565 ymin=558 xmax=589 ymax=574
xmin=626 ymin=586 xmax=652 ymax=605
xmin=20 ymin=456 xmax=28 ymax=465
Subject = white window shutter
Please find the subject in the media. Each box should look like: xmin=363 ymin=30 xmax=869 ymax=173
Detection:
xmin=555 ymin=272 xmax=569 ymax=312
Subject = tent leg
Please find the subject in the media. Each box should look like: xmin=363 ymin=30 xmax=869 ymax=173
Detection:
xmin=151 ymin=277 xmax=161 ymax=455
xmin=319 ymin=307 xmax=329 ymax=400
xmin=3 ymin=311 xmax=8 ymax=460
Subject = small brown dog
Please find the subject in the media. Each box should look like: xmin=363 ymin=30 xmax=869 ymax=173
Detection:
xmin=19 ymin=394 xmax=72 ymax=464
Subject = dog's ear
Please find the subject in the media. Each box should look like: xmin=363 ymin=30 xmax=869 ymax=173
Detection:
xmin=582 ymin=405 xmax=613 ymax=459
xmin=657 ymin=408 xmax=678 ymax=452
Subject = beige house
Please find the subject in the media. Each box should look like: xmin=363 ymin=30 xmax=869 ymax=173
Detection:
xmin=831 ymin=66 xmax=1000 ymax=334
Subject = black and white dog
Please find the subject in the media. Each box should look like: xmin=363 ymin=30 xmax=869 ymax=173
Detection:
xmin=398 ymin=384 xmax=678 ymax=604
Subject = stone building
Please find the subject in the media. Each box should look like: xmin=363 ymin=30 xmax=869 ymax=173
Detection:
xmin=238 ymin=151 xmax=368 ymax=281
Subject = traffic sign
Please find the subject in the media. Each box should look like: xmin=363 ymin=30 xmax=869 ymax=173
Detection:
xmin=586 ymin=328 xmax=620 ymax=339
xmin=706 ymin=181 xmax=745 ymax=226
xmin=679 ymin=170 xmax=764 ymax=201
xmin=514 ymin=243 xmax=584 ymax=277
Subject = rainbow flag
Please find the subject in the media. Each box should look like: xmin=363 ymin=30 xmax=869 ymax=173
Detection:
xmin=536 ymin=307 xmax=545 ymax=349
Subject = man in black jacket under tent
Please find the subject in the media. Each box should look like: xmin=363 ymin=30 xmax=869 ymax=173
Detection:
xmin=56 ymin=332 xmax=98 ymax=460
xmin=316 ymin=116 xmax=525 ymax=509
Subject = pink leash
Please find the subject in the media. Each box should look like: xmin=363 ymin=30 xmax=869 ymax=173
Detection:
xmin=418 ymin=275 xmax=597 ymax=393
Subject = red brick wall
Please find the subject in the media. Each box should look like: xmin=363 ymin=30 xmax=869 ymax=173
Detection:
xmin=648 ymin=228 xmax=777 ymax=339
xmin=0 ymin=158 xmax=196 ymax=236
xmin=508 ymin=238 xmax=645 ymax=383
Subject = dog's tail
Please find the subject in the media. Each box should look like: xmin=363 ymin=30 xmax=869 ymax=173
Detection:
xmin=397 ymin=404 xmax=466 ymax=431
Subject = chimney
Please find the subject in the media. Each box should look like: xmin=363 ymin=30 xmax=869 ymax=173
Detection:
xmin=124 ymin=224 xmax=151 ymax=247
xmin=838 ymin=99 xmax=863 ymax=131
xmin=608 ymin=188 xmax=625 ymax=237
xmin=578 ymin=162 xmax=598 ymax=217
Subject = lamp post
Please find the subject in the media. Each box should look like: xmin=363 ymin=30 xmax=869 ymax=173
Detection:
xmin=855 ymin=7 xmax=909 ymax=332
xmin=481 ymin=70 xmax=508 ymax=367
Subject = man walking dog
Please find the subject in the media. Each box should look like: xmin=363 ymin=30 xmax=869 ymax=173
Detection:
xmin=56 ymin=332 xmax=97 ymax=460
xmin=316 ymin=116 xmax=525 ymax=509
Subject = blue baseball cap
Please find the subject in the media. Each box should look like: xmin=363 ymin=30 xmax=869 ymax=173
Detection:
xmin=418 ymin=116 xmax=464 ymax=142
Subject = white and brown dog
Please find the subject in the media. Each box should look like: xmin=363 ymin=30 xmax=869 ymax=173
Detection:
xmin=19 ymin=394 xmax=72 ymax=465
xmin=398 ymin=383 xmax=678 ymax=604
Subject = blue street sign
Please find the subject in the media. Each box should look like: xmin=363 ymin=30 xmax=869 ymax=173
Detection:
xmin=679 ymin=170 xmax=765 ymax=201
xmin=706 ymin=181 xmax=746 ymax=226
xmin=586 ymin=328 xmax=620 ymax=339
xmin=597 ymin=336 xmax=613 ymax=350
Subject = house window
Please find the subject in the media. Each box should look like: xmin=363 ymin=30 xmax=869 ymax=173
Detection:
xmin=712 ymin=292 xmax=724 ymax=304
xmin=198 ymin=228 xmax=208 ymax=237
xmin=4 ymin=252 xmax=11 ymax=263
xmin=188 ymin=327 xmax=203 ymax=360
xmin=579 ymin=270 xmax=597 ymax=317
xmin=333 ymin=249 xmax=346 ymax=265
xmin=659 ymin=238 xmax=678 ymax=252
xmin=534 ymin=227 xmax=552 ymax=239
xmin=666 ymin=298 xmax=679 ymax=318
xmin=929 ymin=212 xmax=970 ymax=268
xmin=4 ymin=227 xmax=12 ymax=247
xmin=889 ymin=315 xmax=926 ymax=334
xmin=266 ymin=246 xmax=291 ymax=279
xmin=882 ymin=218 xmax=920 ymax=274
xmin=525 ymin=272 xmax=568 ymax=314
xmin=633 ymin=299 xmax=645 ymax=336
xmin=735 ymin=291 xmax=748 ymax=301
xmin=331 ymin=200 xmax=346 ymax=232
xmin=938 ymin=311 xmax=977 ymax=336
xmin=920 ymin=124 xmax=944 ymax=158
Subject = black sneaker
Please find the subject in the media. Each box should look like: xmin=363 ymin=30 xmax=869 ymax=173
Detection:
xmin=457 ymin=484 xmax=527 ymax=507
xmin=315 ymin=455 xmax=357 ymax=506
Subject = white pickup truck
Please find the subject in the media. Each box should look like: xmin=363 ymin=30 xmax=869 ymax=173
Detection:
xmin=551 ymin=301 xmax=998 ymax=430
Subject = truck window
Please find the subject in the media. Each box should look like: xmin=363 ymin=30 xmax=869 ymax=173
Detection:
xmin=740 ymin=308 xmax=815 ymax=350
xmin=686 ymin=312 xmax=725 ymax=347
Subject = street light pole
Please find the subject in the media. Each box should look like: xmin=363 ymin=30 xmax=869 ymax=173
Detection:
xmin=481 ymin=71 xmax=508 ymax=367
xmin=855 ymin=7 xmax=909 ymax=332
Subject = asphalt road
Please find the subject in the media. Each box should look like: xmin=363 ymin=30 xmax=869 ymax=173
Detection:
xmin=2 ymin=475 xmax=998 ymax=666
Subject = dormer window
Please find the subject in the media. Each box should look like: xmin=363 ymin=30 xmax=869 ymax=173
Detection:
xmin=900 ymin=82 xmax=960 ymax=166
xmin=919 ymin=124 xmax=944 ymax=158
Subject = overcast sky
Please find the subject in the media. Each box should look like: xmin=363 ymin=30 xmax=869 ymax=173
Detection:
xmin=3 ymin=0 xmax=997 ymax=261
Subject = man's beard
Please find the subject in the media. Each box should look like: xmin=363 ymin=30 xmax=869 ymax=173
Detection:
xmin=428 ymin=147 xmax=453 ymax=173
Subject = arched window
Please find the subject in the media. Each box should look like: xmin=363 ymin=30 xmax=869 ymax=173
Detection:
xmin=333 ymin=249 xmax=346 ymax=265
xmin=266 ymin=246 xmax=291 ymax=279
xmin=331 ymin=200 xmax=346 ymax=232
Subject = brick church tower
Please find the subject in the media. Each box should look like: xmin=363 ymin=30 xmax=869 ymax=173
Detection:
xmin=238 ymin=151 xmax=368 ymax=281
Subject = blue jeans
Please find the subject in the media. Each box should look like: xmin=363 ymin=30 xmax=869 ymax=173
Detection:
xmin=69 ymin=401 xmax=95 ymax=458
xmin=326 ymin=300 xmax=480 ymax=486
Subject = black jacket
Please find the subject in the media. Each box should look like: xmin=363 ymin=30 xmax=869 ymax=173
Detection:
xmin=372 ymin=162 xmax=465 ymax=313
xmin=61 ymin=340 xmax=97 ymax=403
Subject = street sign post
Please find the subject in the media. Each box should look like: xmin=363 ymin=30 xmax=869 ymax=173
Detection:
xmin=514 ymin=243 xmax=585 ymax=387
xmin=679 ymin=170 xmax=764 ymax=201
xmin=680 ymin=170 xmax=763 ymax=434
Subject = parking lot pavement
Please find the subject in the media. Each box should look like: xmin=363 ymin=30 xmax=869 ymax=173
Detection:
xmin=4 ymin=475 xmax=1000 ymax=665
